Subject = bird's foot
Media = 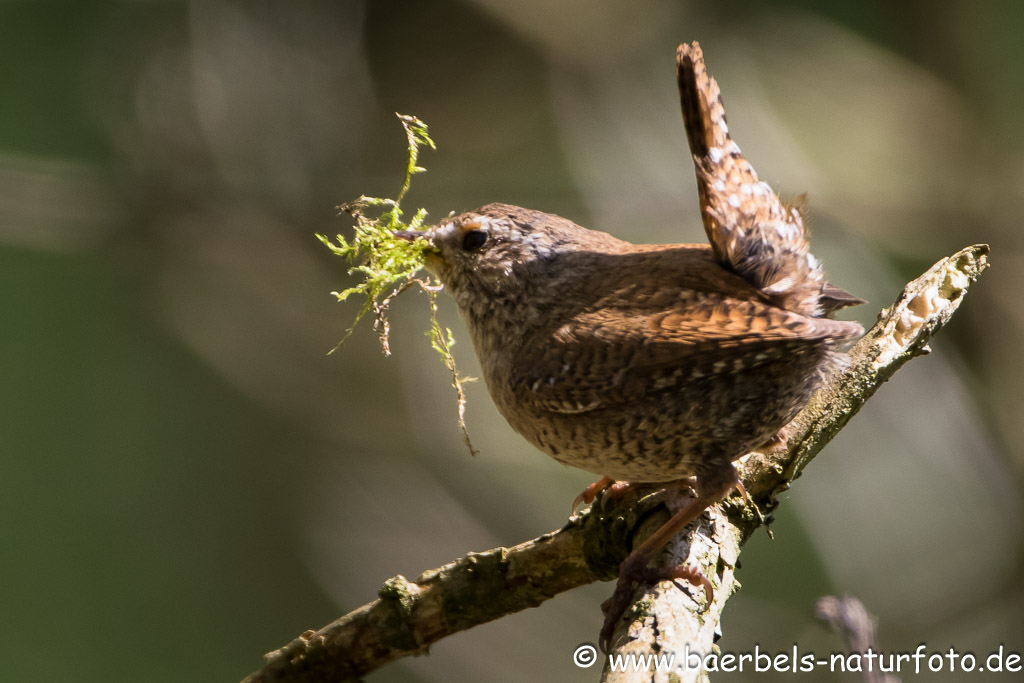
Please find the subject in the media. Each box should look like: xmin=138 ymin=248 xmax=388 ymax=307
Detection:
xmin=571 ymin=477 xmax=635 ymax=516
xmin=598 ymin=551 xmax=713 ymax=652
xmin=597 ymin=465 xmax=737 ymax=652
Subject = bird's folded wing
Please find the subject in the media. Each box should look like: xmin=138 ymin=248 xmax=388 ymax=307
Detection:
xmin=512 ymin=297 xmax=862 ymax=414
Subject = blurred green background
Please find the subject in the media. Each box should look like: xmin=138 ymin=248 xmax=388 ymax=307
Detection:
xmin=2 ymin=1 xmax=1021 ymax=681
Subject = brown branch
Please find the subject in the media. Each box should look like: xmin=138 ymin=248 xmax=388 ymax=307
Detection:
xmin=242 ymin=244 xmax=989 ymax=683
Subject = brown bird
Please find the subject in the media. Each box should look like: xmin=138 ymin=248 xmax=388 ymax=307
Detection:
xmin=396 ymin=41 xmax=863 ymax=651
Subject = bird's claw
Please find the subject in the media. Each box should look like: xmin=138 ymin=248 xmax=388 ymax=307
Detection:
xmin=571 ymin=478 xmax=635 ymax=516
xmin=598 ymin=555 xmax=713 ymax=653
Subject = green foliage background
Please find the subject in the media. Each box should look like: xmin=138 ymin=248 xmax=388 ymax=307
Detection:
xmin=1 ymin=1 xmax=1021 ymax=681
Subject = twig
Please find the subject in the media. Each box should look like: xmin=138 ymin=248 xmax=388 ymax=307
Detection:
xmin=242 ymin=244 xmax=988 ymax=683
xmin=816 ymin=595 xmax=899 ymax=683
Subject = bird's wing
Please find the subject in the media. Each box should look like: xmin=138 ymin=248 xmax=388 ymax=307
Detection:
xmin=511 ymin=295 xmax=862 ymax=415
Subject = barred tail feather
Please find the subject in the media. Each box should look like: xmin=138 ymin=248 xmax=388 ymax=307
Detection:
xmin=677 ymin=41 xmax=837 ymax=318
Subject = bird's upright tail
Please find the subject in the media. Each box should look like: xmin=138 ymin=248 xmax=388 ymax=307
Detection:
xmin=676 ymin=42 xmax=860 ymax=319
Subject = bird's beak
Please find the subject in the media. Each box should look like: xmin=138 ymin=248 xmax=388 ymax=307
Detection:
xmin=395 ymin=228 xmax=445 ymax=277
xmin=393 ymin=230 xmax=424 ymax=243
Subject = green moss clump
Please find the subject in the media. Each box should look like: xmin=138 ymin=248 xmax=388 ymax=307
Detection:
xmin=317 ymin=114 xmax=435 ymax=354
xmin=318 ymin=114 xmax=477 ymax=455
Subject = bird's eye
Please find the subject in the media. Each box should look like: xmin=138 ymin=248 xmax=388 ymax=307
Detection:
xmin=462 ymin=230 xmax=487 ymax=251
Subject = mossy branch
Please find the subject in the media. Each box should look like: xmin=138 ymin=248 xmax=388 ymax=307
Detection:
xmin=242 ymin=244 xmax=988 ymax=683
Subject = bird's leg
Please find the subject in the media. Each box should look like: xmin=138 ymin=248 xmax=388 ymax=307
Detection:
xmin=599 ymin=465 xmax=740 ymax=652
xmin=571 ymin=477 xmax=637 ymax=515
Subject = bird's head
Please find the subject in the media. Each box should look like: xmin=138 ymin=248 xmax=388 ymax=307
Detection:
xmin=395 ymin=203 xmax=597 ymax=302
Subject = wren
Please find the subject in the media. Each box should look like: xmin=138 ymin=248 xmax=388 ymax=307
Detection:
xmin=396 ymin=42 xmax=863 ymax=650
